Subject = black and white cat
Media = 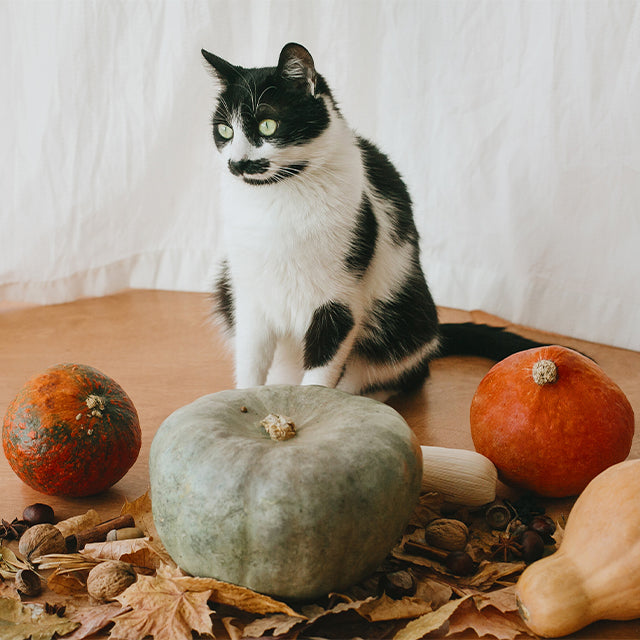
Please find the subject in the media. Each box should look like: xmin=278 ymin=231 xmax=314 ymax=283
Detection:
xmin=202 ymin=43 xmax=540 ymax=399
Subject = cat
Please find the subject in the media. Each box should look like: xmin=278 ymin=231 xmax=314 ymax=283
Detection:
xmin=201 ymin=42 xmax=542 ymax=399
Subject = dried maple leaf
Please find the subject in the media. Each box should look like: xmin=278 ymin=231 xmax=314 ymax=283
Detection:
xmin=64 ymin=601 xmax=125 ymax=640
xmin=109 ymin=571 xmax=214 ymax=640
xmin=0 ymin=597 xmax=80 ymax=640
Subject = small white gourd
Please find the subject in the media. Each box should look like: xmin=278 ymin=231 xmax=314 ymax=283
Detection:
xmin=420 ymin=446 xmax=498 ymax=506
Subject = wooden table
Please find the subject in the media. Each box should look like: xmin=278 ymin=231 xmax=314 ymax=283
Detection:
xmin=1 ymin=289 xmax=639 ymax=638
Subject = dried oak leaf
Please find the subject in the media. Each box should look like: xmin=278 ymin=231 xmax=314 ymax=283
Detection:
xmin=109 ymin=571 xmax=214 ymax=640
xmin=0 ymin=596 xmax=80 ymax=640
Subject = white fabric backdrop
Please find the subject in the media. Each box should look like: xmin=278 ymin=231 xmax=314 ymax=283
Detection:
xmin=1 ymin=0 xmax=639 ymax=350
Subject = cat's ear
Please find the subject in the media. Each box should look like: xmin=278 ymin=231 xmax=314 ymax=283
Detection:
xmin=201 ymin=49 xmax=237 ymax=87
xmin=277 ymin=43 xmax=317 ymax=96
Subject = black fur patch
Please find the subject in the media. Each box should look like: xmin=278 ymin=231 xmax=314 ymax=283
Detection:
xmin=344 ymin=194 xmax=378 ymax=277
xmin=355 ymin=264 xmax=438 ymax=363
xmin=303 ymin=301 xmax=354 ymax=369
xmin=357 ymin=137 xmax=417 ymax=245
xmin=206 ymin=56 xmax=334 ymax=152
xmin=212 ymin=261 xmax=234 ymax=330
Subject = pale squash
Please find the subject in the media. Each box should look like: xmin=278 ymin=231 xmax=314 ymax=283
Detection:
xmin=516 ymin=459 xmax=640 ymax=637
xmin=149 ymin=385 xmax=423 ymax=601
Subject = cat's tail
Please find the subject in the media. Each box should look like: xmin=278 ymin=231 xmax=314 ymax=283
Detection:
xmin=436 ymin=322 xmax=547 ymax=362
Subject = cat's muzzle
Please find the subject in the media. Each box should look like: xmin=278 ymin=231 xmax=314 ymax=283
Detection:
xmin=228 ymin=158 xmax=270 ymax=177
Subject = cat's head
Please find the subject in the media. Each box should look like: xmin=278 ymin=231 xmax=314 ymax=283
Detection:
xmin=202 ymin=43 xmax=336 ymax=186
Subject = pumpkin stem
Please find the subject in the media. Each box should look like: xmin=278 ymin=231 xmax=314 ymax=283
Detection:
xmin=532 ymin=360 xmax=558 ymax=386
xmin=85 ymin=394 xmax=107 ymax=418
xmin=261 ymin=414 xmax=296 ymax=441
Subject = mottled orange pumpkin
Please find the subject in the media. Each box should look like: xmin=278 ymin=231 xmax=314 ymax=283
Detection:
xmin=470 ymin=346 xmax=634 ymax=498
xmin=3 ymin=363 xmax=141 ymax=497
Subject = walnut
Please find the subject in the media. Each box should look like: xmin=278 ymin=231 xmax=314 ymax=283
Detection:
xmin=87 ymin=560 xmax=137 ymax=600
xmin=424 ymin=518 xmax=469 ymax=552
xmin=18 ymin=523 xmax=66 ymax=560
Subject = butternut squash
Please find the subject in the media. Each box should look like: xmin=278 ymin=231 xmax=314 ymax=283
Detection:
xmin=516 ymin=459 xmax=640 ymax=637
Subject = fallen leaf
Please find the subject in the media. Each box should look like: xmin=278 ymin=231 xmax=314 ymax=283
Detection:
xmin=0 ymin=597 xmax=80 ymax=640
xmin=82 ymin=537 xmax=170 ymax=571
xmin=356 ymin=594 xmax=433 ymax=622
xmin=0 ymin=578 xmax=20 ymax=601
xmin=64 ymin=601 xmax=125 ymax=640
xmin=393 ymin=596 xmax=471 ymax=640
xmin=408 ymin=492 xmax=444 ymax=527
xmin=55 ymin=510 xmax=101 ymax=538
xmin=47 ymin=568 xmax=90 ymax=596
xmin=448 ymin=599 xmax=535 ymax=639
xmin=109 ymin=571 xmax=214 ymax=640
xmin=120 ymin=490 xmax=158 ymax=539
xmin=242 ymin=612 xmax=305 ymax=638
xmin=414 ymin=576 xmax=453 ymax=608
xmin=473 ymin=585 xmax=520 ymax=614
xmin=461 ymin=560 xmax=526 ymax=590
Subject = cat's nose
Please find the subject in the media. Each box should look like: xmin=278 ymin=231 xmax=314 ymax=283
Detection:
xmin=228 ymin=158 xmax=270 ymax=176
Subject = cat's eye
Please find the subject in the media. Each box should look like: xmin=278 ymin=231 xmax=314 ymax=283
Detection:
xmin=217 ymin=123 xmax=234 ymax=140
xmin=258 ymin=119 xmax=278 ymax=137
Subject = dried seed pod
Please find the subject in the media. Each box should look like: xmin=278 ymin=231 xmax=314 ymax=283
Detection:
xmin=22 ymin=503 xmax=55 ymax=526
xmin=424 ymin=518 xmax=469 ymax=552
xmin=87 ymin=560 xmax=137 ymax=600
xmin=18 ymin=523 xmax=66 ymax=560
xmin=15 ymin=569 xmax=42 ymax=597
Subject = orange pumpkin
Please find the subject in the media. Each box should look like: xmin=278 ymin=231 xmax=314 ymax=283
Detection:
xmin=470 ymin=346 xmax=634 ymax=497
xmin=3 ymin=363 xmax=141 ymax=497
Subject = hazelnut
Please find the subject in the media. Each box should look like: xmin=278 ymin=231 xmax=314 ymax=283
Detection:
xmin=22 ymin=503 xmax=55 ymax=526
xmin=18 ymin=523 xmax=66 ymax=560
xmin=15 ymin=569 xmax=42 ymax=597
xmin=424 ymin=518 xmax=469 ymax=552
xmin=87 ymin=560 xmax=137 ymax=600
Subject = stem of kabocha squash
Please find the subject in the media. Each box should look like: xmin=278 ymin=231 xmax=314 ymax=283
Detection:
xmin=260 ymin=414 xmax=297 ymax=441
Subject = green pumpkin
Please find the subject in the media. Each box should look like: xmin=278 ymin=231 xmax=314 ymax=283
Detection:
xmin=149 ymin=385 xmax=422 ymax=600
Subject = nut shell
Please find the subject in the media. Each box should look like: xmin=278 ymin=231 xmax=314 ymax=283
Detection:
xmin=18 ymin=523 xmax=66 ymax=560
xmin=87 ymin=560 xmax=137 ymax=600
xmin=424 ymin=518 xmax=469 ymax=552
xmin=15 ymin=569 xmax=42 ymax=596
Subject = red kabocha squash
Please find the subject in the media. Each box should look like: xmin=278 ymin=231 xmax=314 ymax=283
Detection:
xmin=470 ymin=346 xmax=634 ymax=498
xmin=3 ymin=363 xmax=141 ymax=497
